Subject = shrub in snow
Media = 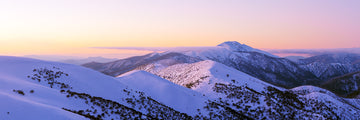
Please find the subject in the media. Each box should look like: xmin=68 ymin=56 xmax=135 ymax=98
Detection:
xmin=13 ymin=89 xmax=25 ymax=96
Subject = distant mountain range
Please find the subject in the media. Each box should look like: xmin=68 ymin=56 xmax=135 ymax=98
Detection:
xmin=24 ymin=55 xmax=118 ymax=65
xmin=298 ymin=53 xmax=360 ymax=82
xmin=83 ymin=52 xmax=202 ymax=76
xmin=267 ymin=47 xmax=360 ymax=57
xmin=84 ymin=41 xmax=360 ymax=88
xmin=60 ymin=57 xmax=118 ymax=65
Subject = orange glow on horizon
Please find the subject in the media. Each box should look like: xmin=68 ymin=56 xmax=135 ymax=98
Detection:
xmin=1 ymin=1 xmax=359 ymax=57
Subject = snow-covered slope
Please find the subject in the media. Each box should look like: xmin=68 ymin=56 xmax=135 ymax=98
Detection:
xmin=218 ymin=41 xmax=277 ymax=57
xmin=0 ymin=91 xmax=85 ymax=120
xmin=83 ymin=52 xmax=202 ymax=76
xmin=171 ymin=41 xmax=317 ymax=88
xmin=0 ymin=56 xmax=200 ymax=119
xmin=0 ymin=56 xmax=131 ymax=119
xmin=84 ymin=41 xmax=318 ymax=88
xmin=116 ymin=70 xmax=208 ymax=116
xmin=3 ymin=55 xmax=360 ymax=119
xmin=139 ymin=60 xmax=280 ymax=96
xmin=137 ymin=60 xmax=360 ymax=119
xmin=291 ymin=85 xmax=360 ymax=119
xmin=0 ymin=56 xmax=252 ymax=119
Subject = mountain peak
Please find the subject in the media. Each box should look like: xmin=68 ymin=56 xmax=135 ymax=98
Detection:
xmin=217 ymin=41 xmax=278 ymax=58
xmin=217 ymin=41 xmax=254 ymax=52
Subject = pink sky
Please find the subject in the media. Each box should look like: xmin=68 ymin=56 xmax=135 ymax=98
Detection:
xmin=0 ymin=0 xmax=359 ymax=57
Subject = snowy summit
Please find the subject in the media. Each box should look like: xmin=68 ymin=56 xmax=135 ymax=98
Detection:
xmin=217 ymin=41 xmax=277 ymax=57
xmin=217 ymin=41 xmax=256 ymax=52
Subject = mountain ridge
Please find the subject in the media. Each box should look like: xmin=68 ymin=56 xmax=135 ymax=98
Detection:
xmin=2 ymin=55 xmax=360 ymax=119
xmin=84 ymin=41 xmax=319 ymax=88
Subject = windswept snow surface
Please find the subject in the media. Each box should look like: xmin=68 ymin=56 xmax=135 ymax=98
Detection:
xmin=164 ymin=41 xmax=316 ymax=88
xmin=138 ymin=60 xmax=360 ymax=119
xmin=0 ymin=56 xmax=129 ymax=104
xmin=139 ymin=60 xmax=283 ymax=98
xmin=117 ymin=70 xmax=207 ymax=116
xmin=0 ymin=91 xmax=86 ymax=120
xmin=0 ymin=56 xmax=144 ymax=119
xmin=3 ymin=54 xmax=360 ymax=119
xmin=0 ymin=56 xmax=204 ymax=119
xmin=83 ymin=41 xmax=316 ymax=88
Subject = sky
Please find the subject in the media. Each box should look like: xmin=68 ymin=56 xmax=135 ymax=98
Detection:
xmin=0 ymin=0 xmax=359 ymax=58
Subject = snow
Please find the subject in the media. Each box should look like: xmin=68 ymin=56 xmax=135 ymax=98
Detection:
xmin=302 ymin=92 xmax=360 ymax=119
xmin=1 ymin=49 xmax=360 ymax=119
xmin=0 ymin=56 xmax=135 ymax=119
xmin=117 ymin=70 xmax=207 ymax=116
xmin=133 ymin=58 xmax=360 ymax=118
xmin=0 ymin=56 xmax=131 ymax=100
xmin=138 ymin=60 xmax=283 ymax=98
xmin=164 ymin=41 xmax=278 ymax=59
xmin=291 ymin=85 xmax=360 ymax=119
xmin=217 ymin=41 xmax=277 ymax=57
xmin=162 ymin=41 xmax=278 ymax=61
xmin=291 ymin=85 xmax=346 ymax=102
xmin=0 ymin=90 xmax=86 ymax=120
xmin=0 ymin=56 xmax=210 ymax=119
xmin=291 ymin=85 xmax=333 ymax=95
xmin=0 ymin=56 xmax=199 ymax=119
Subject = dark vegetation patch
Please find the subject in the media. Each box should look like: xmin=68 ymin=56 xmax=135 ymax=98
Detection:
xmin=320 ymin=71 xmax=360 ymax=98
xmin=13 ymin=89 xmax=25 ymax=96
xmin=28 ymin=67 xmax=71 ymax=89
xmin=211 ymin=83 xmax=341 ymax=119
